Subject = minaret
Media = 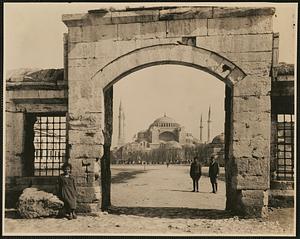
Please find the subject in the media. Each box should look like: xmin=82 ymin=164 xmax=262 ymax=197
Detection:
xmin=207 ymin=106 xmax=211 ymax=143
xmin=118 ymin=101 xmax=125 ymax=146
xmin=199 ymin=114 xmax=203 ymax=143
xmin=122 ymin=111 xmax=126 ymax=144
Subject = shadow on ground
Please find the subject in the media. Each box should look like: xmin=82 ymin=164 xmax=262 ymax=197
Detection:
xmin=201 ymin=172 xmax=225 ymax=181
xmin=107 ymin=206 xmax=233 ymax=219
xmin=111 ymin=170 xmax=146 ymax=184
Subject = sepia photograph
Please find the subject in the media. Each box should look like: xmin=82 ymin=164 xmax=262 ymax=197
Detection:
xmin=2 ymin=1 xmax=297 ymax=236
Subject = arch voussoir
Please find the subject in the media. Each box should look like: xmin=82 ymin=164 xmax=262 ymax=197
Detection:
xmin=92 ymin=44 xmax=246 ymax=90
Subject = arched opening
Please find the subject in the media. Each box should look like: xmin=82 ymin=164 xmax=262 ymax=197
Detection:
xmin=104 ymin=64 xmax=231 ymax=213
xmin=159 ymin=132 xmax=177 ymax=142
xmin=95 ymin=44 xmax=245 ymax=211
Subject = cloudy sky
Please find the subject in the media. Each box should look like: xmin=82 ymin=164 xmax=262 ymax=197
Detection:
xmin=4 ymin=3 xmax=297 ymax=146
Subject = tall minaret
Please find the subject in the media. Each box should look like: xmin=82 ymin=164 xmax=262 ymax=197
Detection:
xmin=118 ymin=101 xmax=125 ymax=146
xmin=207 ymin=106 xmax=211 ymax=143
xmin=199 ymin=114 xmax=203 ymax=143
xmin=122 ymin=111 xmax=126 ymax=144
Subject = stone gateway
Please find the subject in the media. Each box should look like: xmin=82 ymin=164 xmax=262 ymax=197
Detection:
xmin=5 ymin=6 xmax=295 ymax=217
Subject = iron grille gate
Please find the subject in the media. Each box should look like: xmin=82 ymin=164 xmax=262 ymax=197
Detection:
xmin=33 ymin=115 xmax=66 ymax=176
xmin=276 ymin=114 xmax=294 ymax=181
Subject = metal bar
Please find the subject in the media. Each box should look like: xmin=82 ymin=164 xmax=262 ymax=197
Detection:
xmin=39 ymin=117 xmax=42 ymax=176
xmin=51 ymin=117 xmax=55 ymax=176
xmin=59 ymin=116 xmax=61 ymax=175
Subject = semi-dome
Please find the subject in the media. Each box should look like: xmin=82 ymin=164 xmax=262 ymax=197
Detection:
xmin=151 ymin=114 xmax=180 ymax=127
xmin=211 ymin=133 xmax=224 ymax=144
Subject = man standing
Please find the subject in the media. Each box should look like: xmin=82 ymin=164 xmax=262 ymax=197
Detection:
xmin=209 ymin=155 xmax=219 ymax=193
xmin=190 ymin=157 xmax=202 ymax=192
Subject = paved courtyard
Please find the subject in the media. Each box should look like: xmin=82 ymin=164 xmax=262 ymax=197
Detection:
xmin=4 ymin=165 xmax=295 ymax=236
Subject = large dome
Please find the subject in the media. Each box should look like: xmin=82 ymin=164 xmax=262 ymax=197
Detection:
xmin=151 ymin=114 xmax=180 ymax=127
xmin=211 ymin=133 xmax=224 ymax=144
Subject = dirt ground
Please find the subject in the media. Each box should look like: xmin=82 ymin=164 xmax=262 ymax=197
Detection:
xmin=4 ymin=165 xmax=295 ymax=236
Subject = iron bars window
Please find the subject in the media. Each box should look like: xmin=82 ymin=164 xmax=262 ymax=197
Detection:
xmin=276 ymin=114 xmax=294 ymax=181
xmin=33 ymin=115 xmax=67 ymax=176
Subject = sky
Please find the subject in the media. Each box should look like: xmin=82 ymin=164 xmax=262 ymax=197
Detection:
xmin=4 ymin=3 xmax=297 ymax=146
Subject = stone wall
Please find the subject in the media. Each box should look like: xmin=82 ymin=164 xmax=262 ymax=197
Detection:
xmin=62 ymin=6 xmax=275 ymax=216
xmin=5 ymin=69 xmax=67 ymax=207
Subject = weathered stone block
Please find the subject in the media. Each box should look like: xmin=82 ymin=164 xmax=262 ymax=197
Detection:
xmin=68 ymin=58 xmax=97 ymax=68
xmin=204 ymin=52 xmax=226 ymax=72
xmin=226 ymin=67 xmax=247 ymax=85
xmin=212 ymin=7 xmax=275 ymax=18
xmin=197 ymin=34 xmax=273 ymax=53
xmin=5 ymin=158 xmax=23 ymax=177
xmin=68 ymin=26 xmax=83 ymax=43
xmin=68 ymin=66 xmax=94 ymax=82
xmin=69 ymin=92 xmax=102 ymax=115
xmin=86 ymin=11 xmax=112 ymax=25
xmin=167 ymin=18 xmax=207 ymax=37
xmin=234 ymin=76 xmax=271 ymax=96
xmin=159 ymin=7 xmax=212 ymax=20
xmin=13 ymin=103 xmax=67 ymax=114
xmin=233 ymin=110 xmax=270 ymax=124
xmin=232 ymin=137 xmax=270 ymax=160
xmin=62 ymin=13 xmax=87 ymax=27
xmin=234 ymin=156 xmax=268 ymax=176
xmin=135 ymin=37 xmax=182 ymax=49
xmin=238 ymin=61 xmax=272 ymax=77
xmin=5 ymin=101 xmax=18 ymax=112
xmin=69 ymin=144 xmax=104 ymax=159
xmin=247 ymin=157 xmax=268 ymax=176
xmin=208 ymin=15 xmax=272 ymax=35
xmin=68 ymin=129 xmax=104 ymax=145
xmin=95 ymin=39 xmax=138 ymax=63
xmin=81 ymin=158 xmax=101 ymax=172
xmin=234 ymin=174 xmax=269 ymax=190
xmin=221 ymin=51 xmax=273 ymax=63
xmin=17 ymin=188 xmax=64 ymax=218
xmin=68 ymin=159 xmax=85 ymax=176
xmin=236 ymin=189 xmax=269 ymax=217
xmin=232 ymin=95 xmax=271 ymax=114
xmin=77 ymin=186 xmax=101 ymax=203
xmin=6 ymin=112 xmax=24 ymax=156
xmin=82 ymin=24 xmax=118 ymax=42
xmin=75 ymin=175 xmax=100 ymax=187
xmin=232 ymin=120 xmax=271 ymax=141
xmin=68 ymin=112 xmax=103 ymax=131
xmin=77 ymin=202 xmax=100 ymax=213
xmin=68 ymin=42 xmax=96 ymax=59
xmin=117 ymin=22 xmax=142 ymax=40
xmin=112 ymin=10 xmax=159 ymax=24
xmin=140 ymin=21 xmax=167 ymax=39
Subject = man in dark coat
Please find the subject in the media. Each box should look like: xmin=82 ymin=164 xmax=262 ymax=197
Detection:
xmin=190 ymin=156 xmax=202 ymax=192
xmin=209 ymin=155 xmax=220 ymax=193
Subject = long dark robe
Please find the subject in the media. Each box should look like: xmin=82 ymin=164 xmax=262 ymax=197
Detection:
xmin=58 ymin=175 xmax=77 ymax=210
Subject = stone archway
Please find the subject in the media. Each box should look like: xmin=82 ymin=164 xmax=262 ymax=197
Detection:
xmin=63 ymin=6 xmax=274 ymax=217
xmin=93 ymin=43 xmax=245 ymax=213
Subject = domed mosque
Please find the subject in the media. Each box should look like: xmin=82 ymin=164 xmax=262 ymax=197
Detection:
xmin=206 ymin=132 xmax=225 ymax=166
xmin=135 ymin=113 xmax=197 ymax=150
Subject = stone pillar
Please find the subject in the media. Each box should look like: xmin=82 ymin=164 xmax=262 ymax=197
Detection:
xmin=6 ymin=112 xmax=25 ymax=177
xmin=67 ymin=53 xmax=104 ymax=212
xmin=227 ymin=75 xmax=271 ymax=217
